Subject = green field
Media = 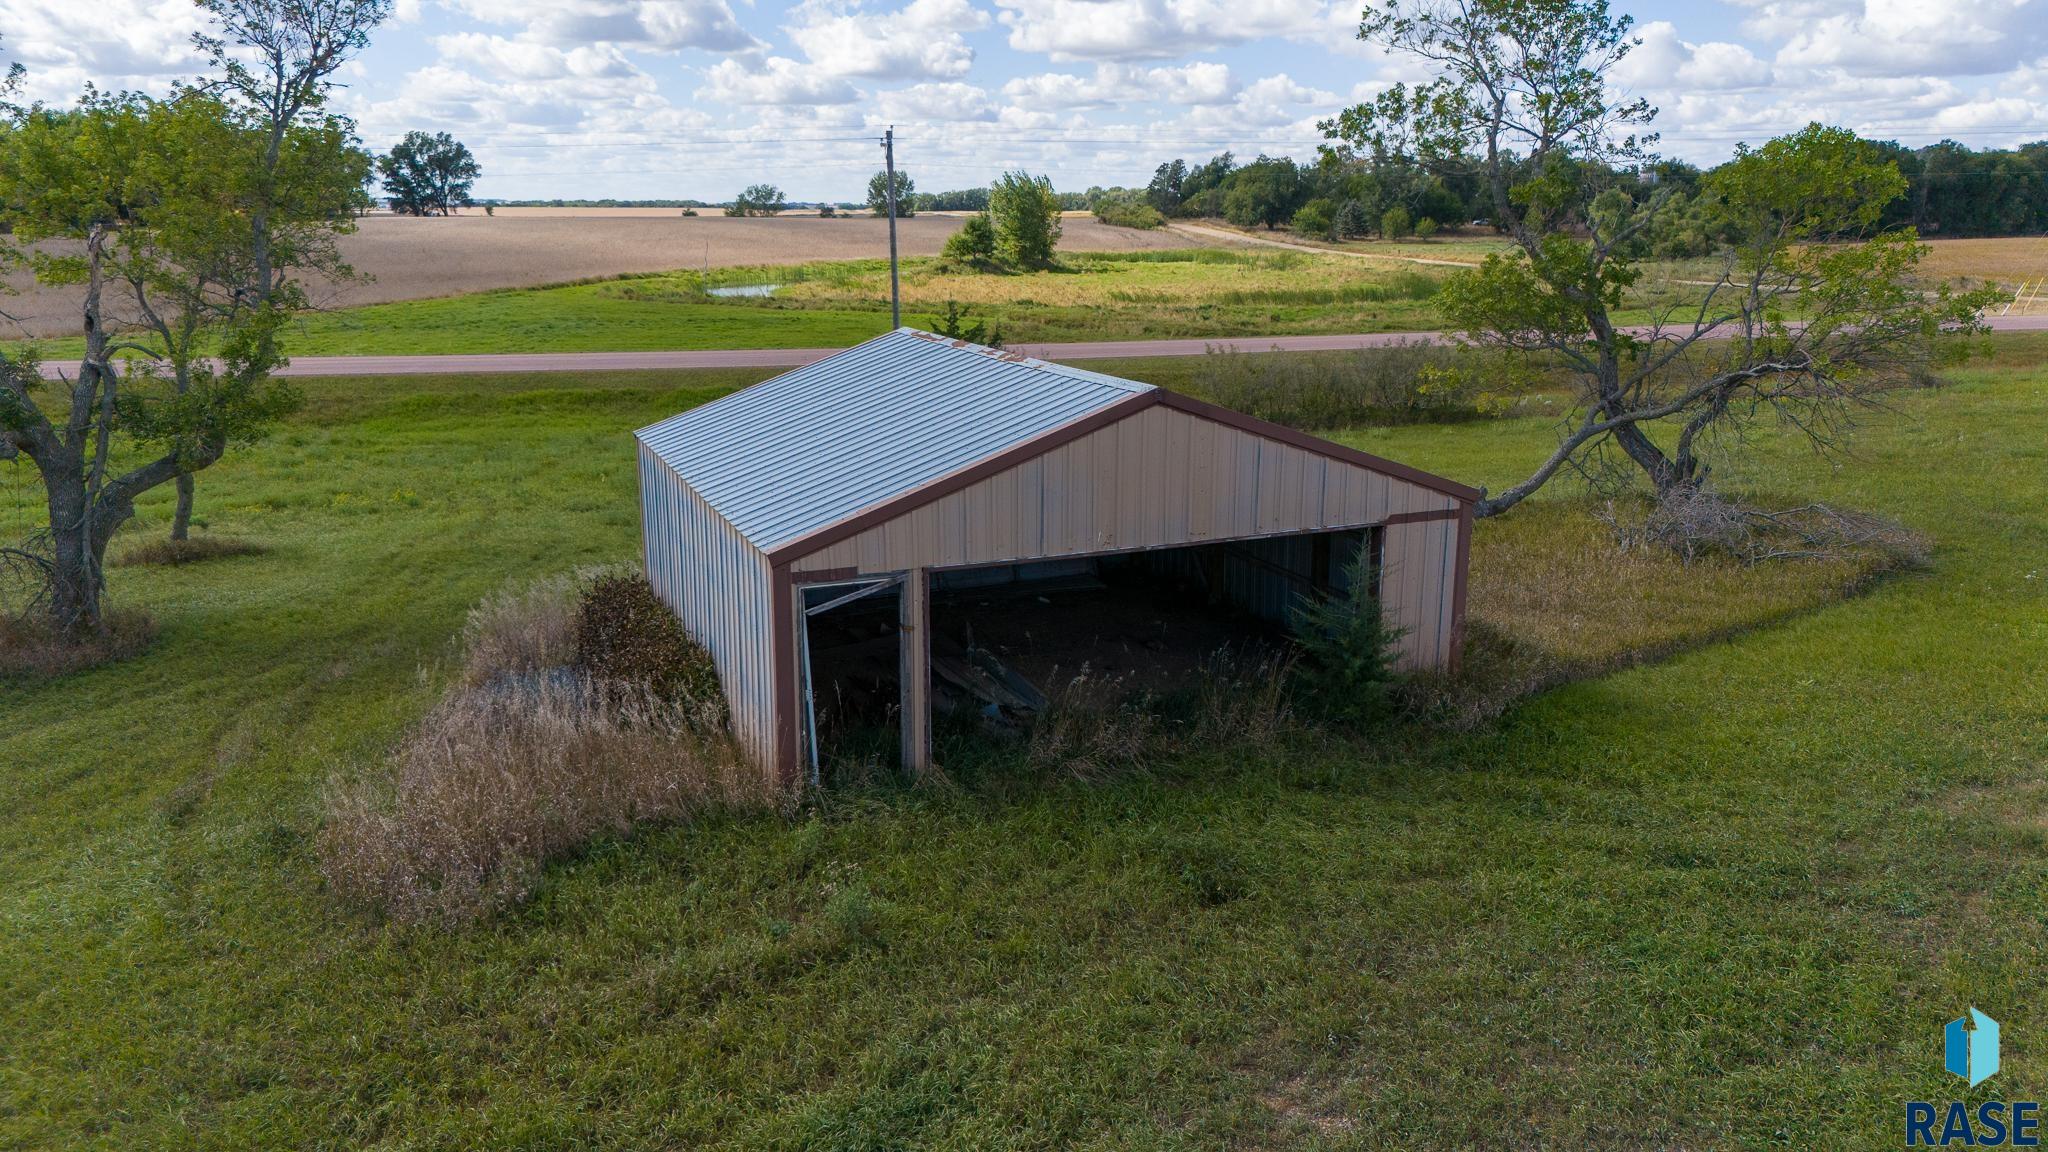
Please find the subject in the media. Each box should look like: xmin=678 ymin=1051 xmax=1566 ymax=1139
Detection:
xmin=17 ymin=249 xmax=1465 ymax=360
xmin=4 ymin=342 xmax=2046 ymax=1147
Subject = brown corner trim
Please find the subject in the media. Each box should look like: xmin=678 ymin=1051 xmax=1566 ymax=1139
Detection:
xmin=771 ymin=562 xmax=799 ymax=793
xmin=1150 ymin=390 xmax=1484 ymax=504
xmin=1383 ymin=507 xmax=1462 ymax=525
xmin=1448 ymin=502 xmax=1474 ymax=671
xmin=767 ymin=388 xmax=1164 ymax=565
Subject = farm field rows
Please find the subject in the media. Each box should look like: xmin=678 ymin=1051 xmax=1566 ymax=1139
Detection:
xmin=3 ymin=339 xmax=2046 ymax=1147
xmin=0 ymin=213 xmax=1209 ymax=340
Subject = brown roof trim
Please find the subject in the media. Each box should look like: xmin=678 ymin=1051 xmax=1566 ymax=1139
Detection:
xmin=1384 ymin=507 xmax=1462 ymax=525
xmin=766 ymin=388 xmax=1165 ymax=564
xmin=767 ymin=386 xmax=1481 ymax=567
xmin=1150 ymin=390 xmax=1484 ymax=504
xmin=791 ymin=566 xmax=863 ymax=585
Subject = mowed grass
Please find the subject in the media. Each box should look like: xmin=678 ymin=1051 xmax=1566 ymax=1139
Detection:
xmin=3 ymin=344 xmax=2048 ymax=1148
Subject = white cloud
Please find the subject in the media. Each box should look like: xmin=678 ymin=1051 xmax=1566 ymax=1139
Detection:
xmin=876 ymin=80 xmax=997 ymax=120
xmin=1003 ymin=61 xmax=1237 ymax=107
xmin=435 ymin=34 xmax=641 ymax=81
xmin=1615 ymin=22 xmax=1772 ymax=93
xmin=785 ymin=0 xmax=990 ymax=79
xmin=442 ymin=0 xmax=766 ymax=53
xmin=0 ymin=0 xmax=210 ymax=101
xmin=994 ymin=0 xmax=1329 ymax=61
xmin=1183 ymin=71 xmax=1331 ymax=128
xmin=1735 ymin=0 xmax=2048 ymax=79
xmin=699 ymin=56 xmax=861 ymax=104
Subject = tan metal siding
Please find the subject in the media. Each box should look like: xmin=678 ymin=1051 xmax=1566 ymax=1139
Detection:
xmin=1381 ymin=517 xmax=1461 ymax=670
xmin=792 ymin=405 xmax=1457 ymax=576
xmin=638 ymin=443 xmax=779 ymax=770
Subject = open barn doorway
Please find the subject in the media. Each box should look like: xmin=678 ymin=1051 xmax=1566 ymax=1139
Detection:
xmin=924 ymin=528 xmax=1378 ymax=735
xmin=794 ymin=575 xmax=905 ymax=786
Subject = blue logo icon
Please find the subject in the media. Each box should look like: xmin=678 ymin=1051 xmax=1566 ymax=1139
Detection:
xmin=1948 ymin=1008 xmax=2002 ymax=1088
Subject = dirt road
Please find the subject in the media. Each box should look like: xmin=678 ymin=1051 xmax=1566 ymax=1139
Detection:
xmin=35 ymin=317 xmax=2047 ymax=379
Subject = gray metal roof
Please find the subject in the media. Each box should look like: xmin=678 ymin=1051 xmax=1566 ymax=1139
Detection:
xmin=636 ymin=328 xmax=1155 ymax=554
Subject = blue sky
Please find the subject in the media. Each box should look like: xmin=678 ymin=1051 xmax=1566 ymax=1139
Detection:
xmin=5 ymin=0 xmax=2046 ymax=201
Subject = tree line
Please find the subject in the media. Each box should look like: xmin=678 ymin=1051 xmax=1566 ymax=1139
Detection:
xmin=1127 ymin=136 xmax=2048 ymax=244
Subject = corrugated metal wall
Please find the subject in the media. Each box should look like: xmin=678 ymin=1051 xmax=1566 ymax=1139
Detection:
xmin=785 ymin=402 xmax=1466 ymax=669
xmin=638 ymin=443 xmax=780 ymax=768
xmin=791 ymin=404 xmax=1456 ymax=576
xmin=1381 ymin=517 xmax=1461 ymax=669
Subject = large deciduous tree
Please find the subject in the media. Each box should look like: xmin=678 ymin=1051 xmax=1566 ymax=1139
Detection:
xmin=0 ymin=0 xmax=384 ymax=634
xmin=1323 ymin=0 xmax=1994 ymax=519
xmin=988 ymin=171 xmax=1062 ymax=267
xmin=377 ymin=130 xmax=480 ymax=216
xmin=866 ymin=170 xmax=914 ymax=217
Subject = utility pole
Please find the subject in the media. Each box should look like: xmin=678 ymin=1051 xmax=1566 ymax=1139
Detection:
xmin=883 ymin=125 xmax=901 ymax=328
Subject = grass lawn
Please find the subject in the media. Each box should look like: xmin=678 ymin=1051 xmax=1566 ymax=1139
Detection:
xmin=3 ymin=344 xmax=2047 ymax=1148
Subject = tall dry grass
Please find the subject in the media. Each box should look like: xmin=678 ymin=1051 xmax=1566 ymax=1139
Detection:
xmin=458 ymin=571 xmax=584 ymax=686
xmin=321 ymin=677 xmax=762 ymax=925
xmin=322 ymin=570 xmax=765 ymax=925
xmin=1021 ymin=649 xmax=1297 ymax=782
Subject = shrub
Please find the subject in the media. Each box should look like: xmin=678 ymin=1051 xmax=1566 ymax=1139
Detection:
xmin=941 ymin=212 xmax=999 ymax=268
xmin=0 ymin=608 xmax=157 ymax=680
xmin=320 ymin=676 xmax=760 ymax=925
xmin=576 ymin=572 xmax=725 ymax=718
xmin=1291 ymin=199 xmax=1336 ymax=239
xmin=1092 ymin=193 xmax=1165 ymax=230
xmin=1380 ymin=205 xmax=1412 ymax=240
xmin=1333 ymin=199 xmax=1372 ymax=239
xmin=1289 ymin=557 xmax=1405 ymax=730
xmin=1415 ymin=216 xmax=1440 ymax=240
xmin=1188 ymin=341 xmax=1487 ymax=430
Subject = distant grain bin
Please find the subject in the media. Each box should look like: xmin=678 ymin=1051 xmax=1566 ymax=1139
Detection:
xmin=636 ymin=328 xmax=1478 ymax=791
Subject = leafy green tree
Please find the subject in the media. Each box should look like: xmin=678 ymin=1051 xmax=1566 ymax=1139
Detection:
xmin=866 ymin=170 xmax=914 ymax=216
xmin=1221 ymin=156 xmax=1305 ymax=229
xmin=0 ymin=1 xmax=383 ymax=632
xmin=728 ymin=184 xmax=786 ymax=217
xmin=1379 ymin=204 xmax=1412 ymax=239
xmin=1414 ymin=216 xmax=1438 ymax=239
xmin=941 ymin=212 xmax=998 ymax=267
xmin=1146 ymin=159 xmax=1188 ymax=213
xmin=988 ymin=171 xmax=1061 ymax=267
xmin=378 ymin=130 xmax=480 ymax=216
xmin=1291 ymin=198 xmax=1336 ymax=238
xmin=1324 ymin=0 xmax=1995 ymax=518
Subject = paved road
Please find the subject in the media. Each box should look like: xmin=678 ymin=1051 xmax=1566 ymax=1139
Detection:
xmin=34 ymin=316 xmax=2048 ymax=379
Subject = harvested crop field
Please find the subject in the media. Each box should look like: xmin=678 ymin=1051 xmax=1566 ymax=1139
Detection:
xmin=0 ymin=212 xmax=1211 ymax=338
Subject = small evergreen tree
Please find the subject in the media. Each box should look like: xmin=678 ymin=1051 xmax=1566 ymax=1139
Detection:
xmin=1289 ymin=556 xmax=1405 ymax=729
xmin=1333 ymin=198 xmax=1372 ymax=238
